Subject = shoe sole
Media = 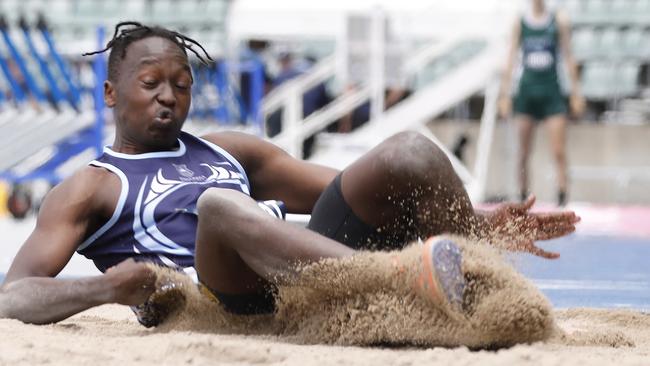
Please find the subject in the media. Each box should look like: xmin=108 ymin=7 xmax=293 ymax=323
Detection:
xmin=417 ymin=236 xmax=465 ymax=314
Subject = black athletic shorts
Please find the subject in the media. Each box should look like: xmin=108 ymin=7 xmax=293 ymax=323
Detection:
xmin=307 ymin=173 xmax=411 ymax=250
xmin=206 ymin=173 xmax=398 ymax=315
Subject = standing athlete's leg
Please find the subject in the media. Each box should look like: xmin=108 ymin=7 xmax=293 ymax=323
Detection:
xmin=545 ymin=114 xmax=568 ymax=205
xmin=517 ymin=115 xmax=536 ymax=201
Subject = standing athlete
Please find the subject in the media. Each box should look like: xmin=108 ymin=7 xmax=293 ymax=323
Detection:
xmin=0 ymin=22 xmax=579 ymax=326
xmin=499 ymin=0 xmax=585 ymax=206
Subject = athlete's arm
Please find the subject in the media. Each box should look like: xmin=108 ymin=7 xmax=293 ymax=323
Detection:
xmin=557 ymin=10 xmax=585 ymax=117
xmin=202 ymin=132 xmax=339 ymax=214
xmin=498 ymin=18 xmax=521 ymax=117
xmin=0 ymin=168 xmax=155 ymax=324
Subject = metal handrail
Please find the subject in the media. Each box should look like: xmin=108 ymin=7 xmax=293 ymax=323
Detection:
xmin=261 ymin=55 xmax=336 ymax=118
xmin=271 ymin=87 xmax=371 ymax=156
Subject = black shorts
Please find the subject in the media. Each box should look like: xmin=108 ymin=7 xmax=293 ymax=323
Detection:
xmin=208 ymin=173 xmax=398 ymax=315
xmin=514 ymin=83 xmax=568 ymax=121
xmin=308 ymin=173 xmax=408 ymax=250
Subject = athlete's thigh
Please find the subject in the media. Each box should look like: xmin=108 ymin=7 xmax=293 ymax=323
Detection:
xmin=338 ymin=134 xmax=421 ymax=229
xmin=337 ymin=132 xmax=459 ymax=242
xmin=194 ymin=192 xmax=268 ymax=295
xmin=193 ymin=190 xmax=275 ymax=314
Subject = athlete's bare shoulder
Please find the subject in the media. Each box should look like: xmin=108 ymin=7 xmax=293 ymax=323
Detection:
xmin=199 ymin=131 xmax=281 ymax=169
xmin=200 ymin=130 xmax=262 ymax=152
xmin=44 ymin=164 xmax=121 ymax=220
xmin=555 ymin=9 xmax=571 ymax=28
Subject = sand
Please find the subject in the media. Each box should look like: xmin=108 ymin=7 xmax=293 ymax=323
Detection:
xmin=1 ymin=306 xmax=649 ymax=366
xmin=1 ymin=239 xmax=648 ymax=365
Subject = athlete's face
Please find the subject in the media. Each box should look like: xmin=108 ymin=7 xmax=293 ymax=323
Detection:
xmin=531 ymin=0 xmax=545 ymax=8
xmin=105 ymin=37 xmax=192 ymax=151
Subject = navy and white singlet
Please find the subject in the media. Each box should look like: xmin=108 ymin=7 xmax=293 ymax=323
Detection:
xmin=77 ymin=132 xmax=285 ymax=277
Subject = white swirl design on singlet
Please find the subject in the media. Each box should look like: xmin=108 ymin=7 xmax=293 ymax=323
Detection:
xmin=201 ymin=163 xmax=249 ymax=194
xmin=132 ymin=165 xmax=249 ymax=257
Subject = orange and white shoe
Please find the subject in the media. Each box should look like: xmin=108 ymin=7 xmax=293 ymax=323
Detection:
xmin=413 ymin=236 xmax=466 ymax=314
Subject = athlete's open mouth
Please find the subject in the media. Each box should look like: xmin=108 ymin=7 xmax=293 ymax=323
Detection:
xmin=154 ymin=109 xmax=175 ymax=125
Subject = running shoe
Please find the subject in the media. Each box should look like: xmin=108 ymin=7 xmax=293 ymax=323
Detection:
xmin=414 ymin=236 xmax=466 ymax=314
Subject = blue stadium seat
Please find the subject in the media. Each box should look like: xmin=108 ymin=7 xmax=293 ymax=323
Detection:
xmin=620 ymin=28 xmax=650 ymax=60
xmin=630 ymin=0 xmax=650 ymax=26
xmin=582 ymin=62 xmax=641 ymax=100
xmin=583 ymin=0 xmax=610 ymax=24
xmin=150 ymin=0 xmax=176 ymax=24
xmin=614 ymin=63 xmax=640 ymax=97
xmin=565 ymin=0 xmax=587 ymax=24
xmin=610 ymin=0 xmax=634 ymax=25
xmin=48 ymin=0 xmax=75 ymax=25
xmin=581 ymin=62 xmax=615 ymax=100
xmin=0 ymin=0 xmax=24 ymax=23
xmin=121 ymin=0 xmax=147 ymax=17
xmin=572 ymin=27 xmax=598 ymax=62
xmin=597 ymin=27 xmax=622 ymax=60
xmin=205 ymin=0 xmax=229 ymax=24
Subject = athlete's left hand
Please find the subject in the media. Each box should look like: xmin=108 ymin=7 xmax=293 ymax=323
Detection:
xmin=484 ymin=195 xmax=581 ymax=259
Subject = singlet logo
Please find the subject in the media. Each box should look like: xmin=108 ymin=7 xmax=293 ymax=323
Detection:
xmin=173 ymin=164 xmax=194 ymax=178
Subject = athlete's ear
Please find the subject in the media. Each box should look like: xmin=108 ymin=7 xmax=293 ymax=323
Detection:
xmin=104 ymin=80 xmax=116 ymax=108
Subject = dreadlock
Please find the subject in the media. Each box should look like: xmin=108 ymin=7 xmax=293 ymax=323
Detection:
xmin=82 ymin=21 xmax=213 ymax=81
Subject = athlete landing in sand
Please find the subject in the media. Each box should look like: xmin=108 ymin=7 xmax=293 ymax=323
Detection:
xmin=0 ymin=22 xmax=579 ymax=325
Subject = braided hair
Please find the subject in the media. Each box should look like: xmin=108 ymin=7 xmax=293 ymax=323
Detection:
xmin=82 ymin=21 xmax=213 ymax=81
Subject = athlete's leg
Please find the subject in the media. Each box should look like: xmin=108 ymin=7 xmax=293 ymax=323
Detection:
xmin=339 ymin=131 xmax=477 ymax=246
xmin=194 ymin=188 xmax=354 ymax=296
xmin=195 ymin=132 xmax=470 ymax=312
xmin=516 ymin=115 xmax=536 ymax=200
xmin=545 ymin=114 xmax=568 ymax=203
xmin=194 ymin=187 xmax=465 ymax=316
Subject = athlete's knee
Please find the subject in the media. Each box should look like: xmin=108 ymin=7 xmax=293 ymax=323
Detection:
xmin=518 ymin=152 xmax=529 ymax=167
xmin=378 ymin=131 xmax=452 ymax=180
xmin=197 ymin=188 xmax=245 ymax=219
xmin=551 ymin=145 xmax=566 ymax=161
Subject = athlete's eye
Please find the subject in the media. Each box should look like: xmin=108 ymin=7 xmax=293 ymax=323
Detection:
xmin=141 ymin=79 xmax=158 ymax=88
xmin=175 ymin=77 xmax=192 ymax=90
xmin=175 ymin=82 xmax=190 ymax=90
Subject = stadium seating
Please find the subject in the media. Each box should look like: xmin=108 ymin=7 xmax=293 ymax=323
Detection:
xmin=581 ymin=62 xmax=640 ymax=100
xmin=572 ymin=27 xmax=597 ymax=61
xmin=620 ymin=28 xmax=650 ymax=60
xmin=413 ymin=40 xmax=485 ymax=92
xmin=0 ymin=0 xmax=229 ymax=58
xmin=0 ymin=0 xmax=647 ymax=115
xmin=564 ymin=0 xmax=650 ymax=101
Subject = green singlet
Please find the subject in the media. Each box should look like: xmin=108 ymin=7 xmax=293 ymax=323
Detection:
xmin=514 ymin=12 xmax=567 ymax=121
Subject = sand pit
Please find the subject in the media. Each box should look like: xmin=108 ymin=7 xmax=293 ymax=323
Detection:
xmin=0 ymin=239 xmax=648 ymax=365
xmin=0 ymin=303 xmax=648 ymax=365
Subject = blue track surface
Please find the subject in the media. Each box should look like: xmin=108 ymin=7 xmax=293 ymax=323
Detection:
xmin=513 ymin=234 xmax=650 ymax=310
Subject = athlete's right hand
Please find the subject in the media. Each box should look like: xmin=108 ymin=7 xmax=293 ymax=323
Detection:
xmin=105 ymin=259 xmax=157 ymax=306
xmin=498 ymin=96 xmax=512 ymax=119
xmin=569 ymin=93 xmax=586 ymax=118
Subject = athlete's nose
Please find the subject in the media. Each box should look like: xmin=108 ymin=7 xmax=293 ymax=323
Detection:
xmin=156 ymin=82 xmax=176 ymax=108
